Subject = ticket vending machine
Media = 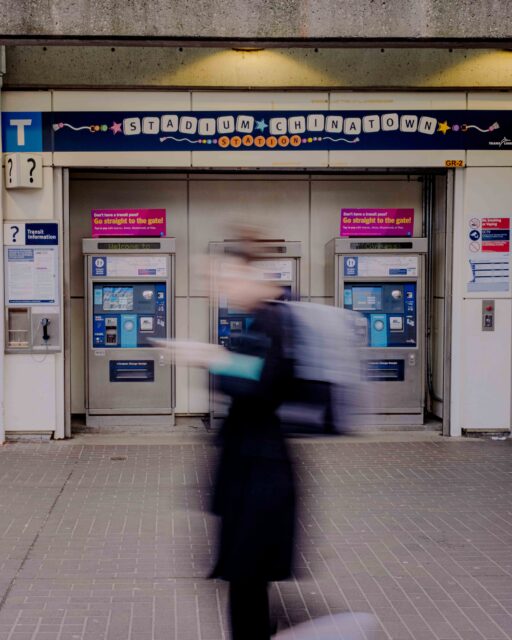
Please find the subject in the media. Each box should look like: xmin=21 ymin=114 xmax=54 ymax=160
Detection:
xmin=209 ymin=240 xmax=301 ymax=420
xmin=83 ymin=238 xmax=175 ymax=426
xmin=328 ymin=237 xmax=427 ymax=425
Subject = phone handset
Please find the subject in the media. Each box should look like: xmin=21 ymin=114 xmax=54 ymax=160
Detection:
xmin=41 ymin=318 xmax=50 ymax=342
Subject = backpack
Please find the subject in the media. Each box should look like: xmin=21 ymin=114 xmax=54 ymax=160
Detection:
xmin=275 ymin=301 xmax=366 ymax=436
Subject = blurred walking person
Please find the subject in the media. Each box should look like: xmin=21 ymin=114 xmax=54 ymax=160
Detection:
xmin=209 ymin=246 xmax=296 ymax=640
xmin=163 ymin=234 xmax=370 ymax=639
xmin=167 ymin=244 xmax=297 ymax=639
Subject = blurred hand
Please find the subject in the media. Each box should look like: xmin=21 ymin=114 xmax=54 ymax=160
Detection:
xmin=151 ymin=339 xmax=230 ymax=368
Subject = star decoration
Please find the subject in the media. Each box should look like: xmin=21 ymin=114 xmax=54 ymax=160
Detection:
xmin=437 ymin=120 xmax=451 ymax=135
xmin=255 ymin=119 xmax=268 ymax=132
xmin=110 ymin=121 xmax=122 ymax=135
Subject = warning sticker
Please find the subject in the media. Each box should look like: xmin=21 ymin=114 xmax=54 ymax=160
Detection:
xmin=466 ymin=216 xmax=511 ymax=293
xmin=482 ymin=217 xmax=510 ymax=229
xmin=481 ymin=218 xmax=510 ymax=252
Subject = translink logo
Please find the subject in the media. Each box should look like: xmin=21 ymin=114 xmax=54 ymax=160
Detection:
xmin=1 ymin=112 xmax=43 ymax=152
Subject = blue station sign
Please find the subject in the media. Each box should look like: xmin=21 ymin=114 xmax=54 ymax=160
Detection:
xmin=2 ymin=109 xmax=512 ymax=153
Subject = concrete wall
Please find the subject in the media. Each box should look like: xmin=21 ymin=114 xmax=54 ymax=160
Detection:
xmin=6 ymin=46 xmax=512 ymax=89
xmin=450 ymin=167 xmax=512 ymax=435
xmin=2 ymin=1 xmax=512 ymax=40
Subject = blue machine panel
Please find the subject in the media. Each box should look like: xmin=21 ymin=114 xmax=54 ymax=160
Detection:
xmin=370 ymin=314 xmax=388 ymax=347
xmin=343 ymin=282 xmax=416 ymax=347
xmin=120 ymin=314 xmax=137 ymax=348
xmin=92 ymin=282 xmax=167 ymax=348
xmin=93 ymin=315 xmax=105 ymax=347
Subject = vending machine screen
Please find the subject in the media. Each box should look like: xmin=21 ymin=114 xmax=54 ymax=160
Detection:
xmin=103 ymin=287 xmax=134 ymax=311
xmin=352 ymin=287 xmax=382 ymax=312
xmin=344 ymin=282 xmax=416 ymax=348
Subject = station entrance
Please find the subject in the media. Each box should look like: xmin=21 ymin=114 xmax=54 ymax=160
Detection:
xmin=66 ymin=171 xmax=452 ymax=433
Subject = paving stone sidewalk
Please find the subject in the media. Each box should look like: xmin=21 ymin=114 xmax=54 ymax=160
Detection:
xmin=0 ymin=432 xmax=512 ymax=640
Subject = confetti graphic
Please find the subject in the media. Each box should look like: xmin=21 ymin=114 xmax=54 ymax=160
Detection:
xmin=159 ymin=136 xmax=204 ymax=144
xmin=462 ymin=122 xmax=500 ymax=133
xmin=323 ymin=136 xmax=360 ymax=144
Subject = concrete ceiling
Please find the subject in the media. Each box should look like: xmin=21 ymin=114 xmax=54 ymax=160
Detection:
xmin=1 ymin=1 xmax=512 ymax=46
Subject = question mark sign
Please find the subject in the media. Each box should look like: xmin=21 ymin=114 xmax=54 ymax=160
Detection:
xmin=27 ymin=158 xmax=36 ymax=183
xmin=7 ymin=158 xmax=13 ymax=184
xmin=10 ymin=225 xmax=19 ymax=244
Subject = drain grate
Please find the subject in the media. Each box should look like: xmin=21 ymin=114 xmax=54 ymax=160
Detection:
xmin=110 ymin=456 xmax=127 ymax=461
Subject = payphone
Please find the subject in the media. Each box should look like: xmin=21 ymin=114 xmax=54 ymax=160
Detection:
xmin=328 ymin=237 xmax=427 ymax=425
xmin=4 ymin=221 xmax=61 ymax=353
xmin=83 ymin=238 xmax=175 ymax=426
xmin=209 ymin=240 xmax=301 ymax=419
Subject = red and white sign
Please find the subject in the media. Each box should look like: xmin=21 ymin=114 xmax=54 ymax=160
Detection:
xmin=482 ymin=217 xmax=509 ymax=229
xmin=481 ymin=217 xmax=510 ymax=252
xmin=482 ymin=241 xmax=509 ymax=252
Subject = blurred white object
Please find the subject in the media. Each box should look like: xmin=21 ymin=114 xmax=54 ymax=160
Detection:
xmin=279 ymin=302 xmax=373 ymax=431
xmin=285 ymin=302 xmax=363 ymax=386
xmin=275 ymin=612 xmax=379 ymax=639
xmin=148 ymin=338 xmax=229 ymax=368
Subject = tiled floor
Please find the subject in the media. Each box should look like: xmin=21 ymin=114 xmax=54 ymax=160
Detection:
xmin=0 ymin=431 xmax=511 ymax=639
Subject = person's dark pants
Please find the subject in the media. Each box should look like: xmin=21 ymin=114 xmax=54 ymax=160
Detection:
xmin=229 ymin=580 xmax=271 ymax=639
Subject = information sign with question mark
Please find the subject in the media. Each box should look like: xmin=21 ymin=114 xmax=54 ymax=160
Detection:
xmin=4 ymin=154 xmax=19 ymax=188
xmin=4 ymin=223 xmax=26 ymax=245
xmin=20 ymin=154 xmax=42 ymax=188
xmin=4 ymin=153 xmax=42 ymax=189
xmin=10 ymin=225 xmax=19 ymax=243
xmin=7 ymin=158 xmax=13 ymax=184
xmin=27 ymin=158 xmax=36 ymax=183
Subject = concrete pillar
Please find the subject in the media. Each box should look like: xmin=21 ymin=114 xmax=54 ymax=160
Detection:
xmin=0 ymin=46 xmax=6 ymax=444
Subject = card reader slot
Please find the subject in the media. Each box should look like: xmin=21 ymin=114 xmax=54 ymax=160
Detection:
xmin=367 ymin=372 xmax=398 ymax=380
xmin=114 ymin=369 xmax=152 ymax=380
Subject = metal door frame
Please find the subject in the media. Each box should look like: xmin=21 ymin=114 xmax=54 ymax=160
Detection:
xmin=62 ymin=169 xmax=453 ymax=435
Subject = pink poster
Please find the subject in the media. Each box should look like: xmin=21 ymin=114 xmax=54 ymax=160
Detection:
xmin=340 ymin=208 xmax=414 ymax=237
xmin=91 ymin=209 xmax=166 ymax=237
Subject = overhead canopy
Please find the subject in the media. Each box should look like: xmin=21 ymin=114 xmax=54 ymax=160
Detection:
xmin=2 ymin=0 xmax=512 ymax=47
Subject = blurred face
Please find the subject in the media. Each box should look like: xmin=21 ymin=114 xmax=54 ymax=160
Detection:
xmin=218 ymin=259 xmax=279 ymax=311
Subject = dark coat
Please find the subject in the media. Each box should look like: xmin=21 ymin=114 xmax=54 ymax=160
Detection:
xmin=211 ymin=302 xmax=296 ymax=582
